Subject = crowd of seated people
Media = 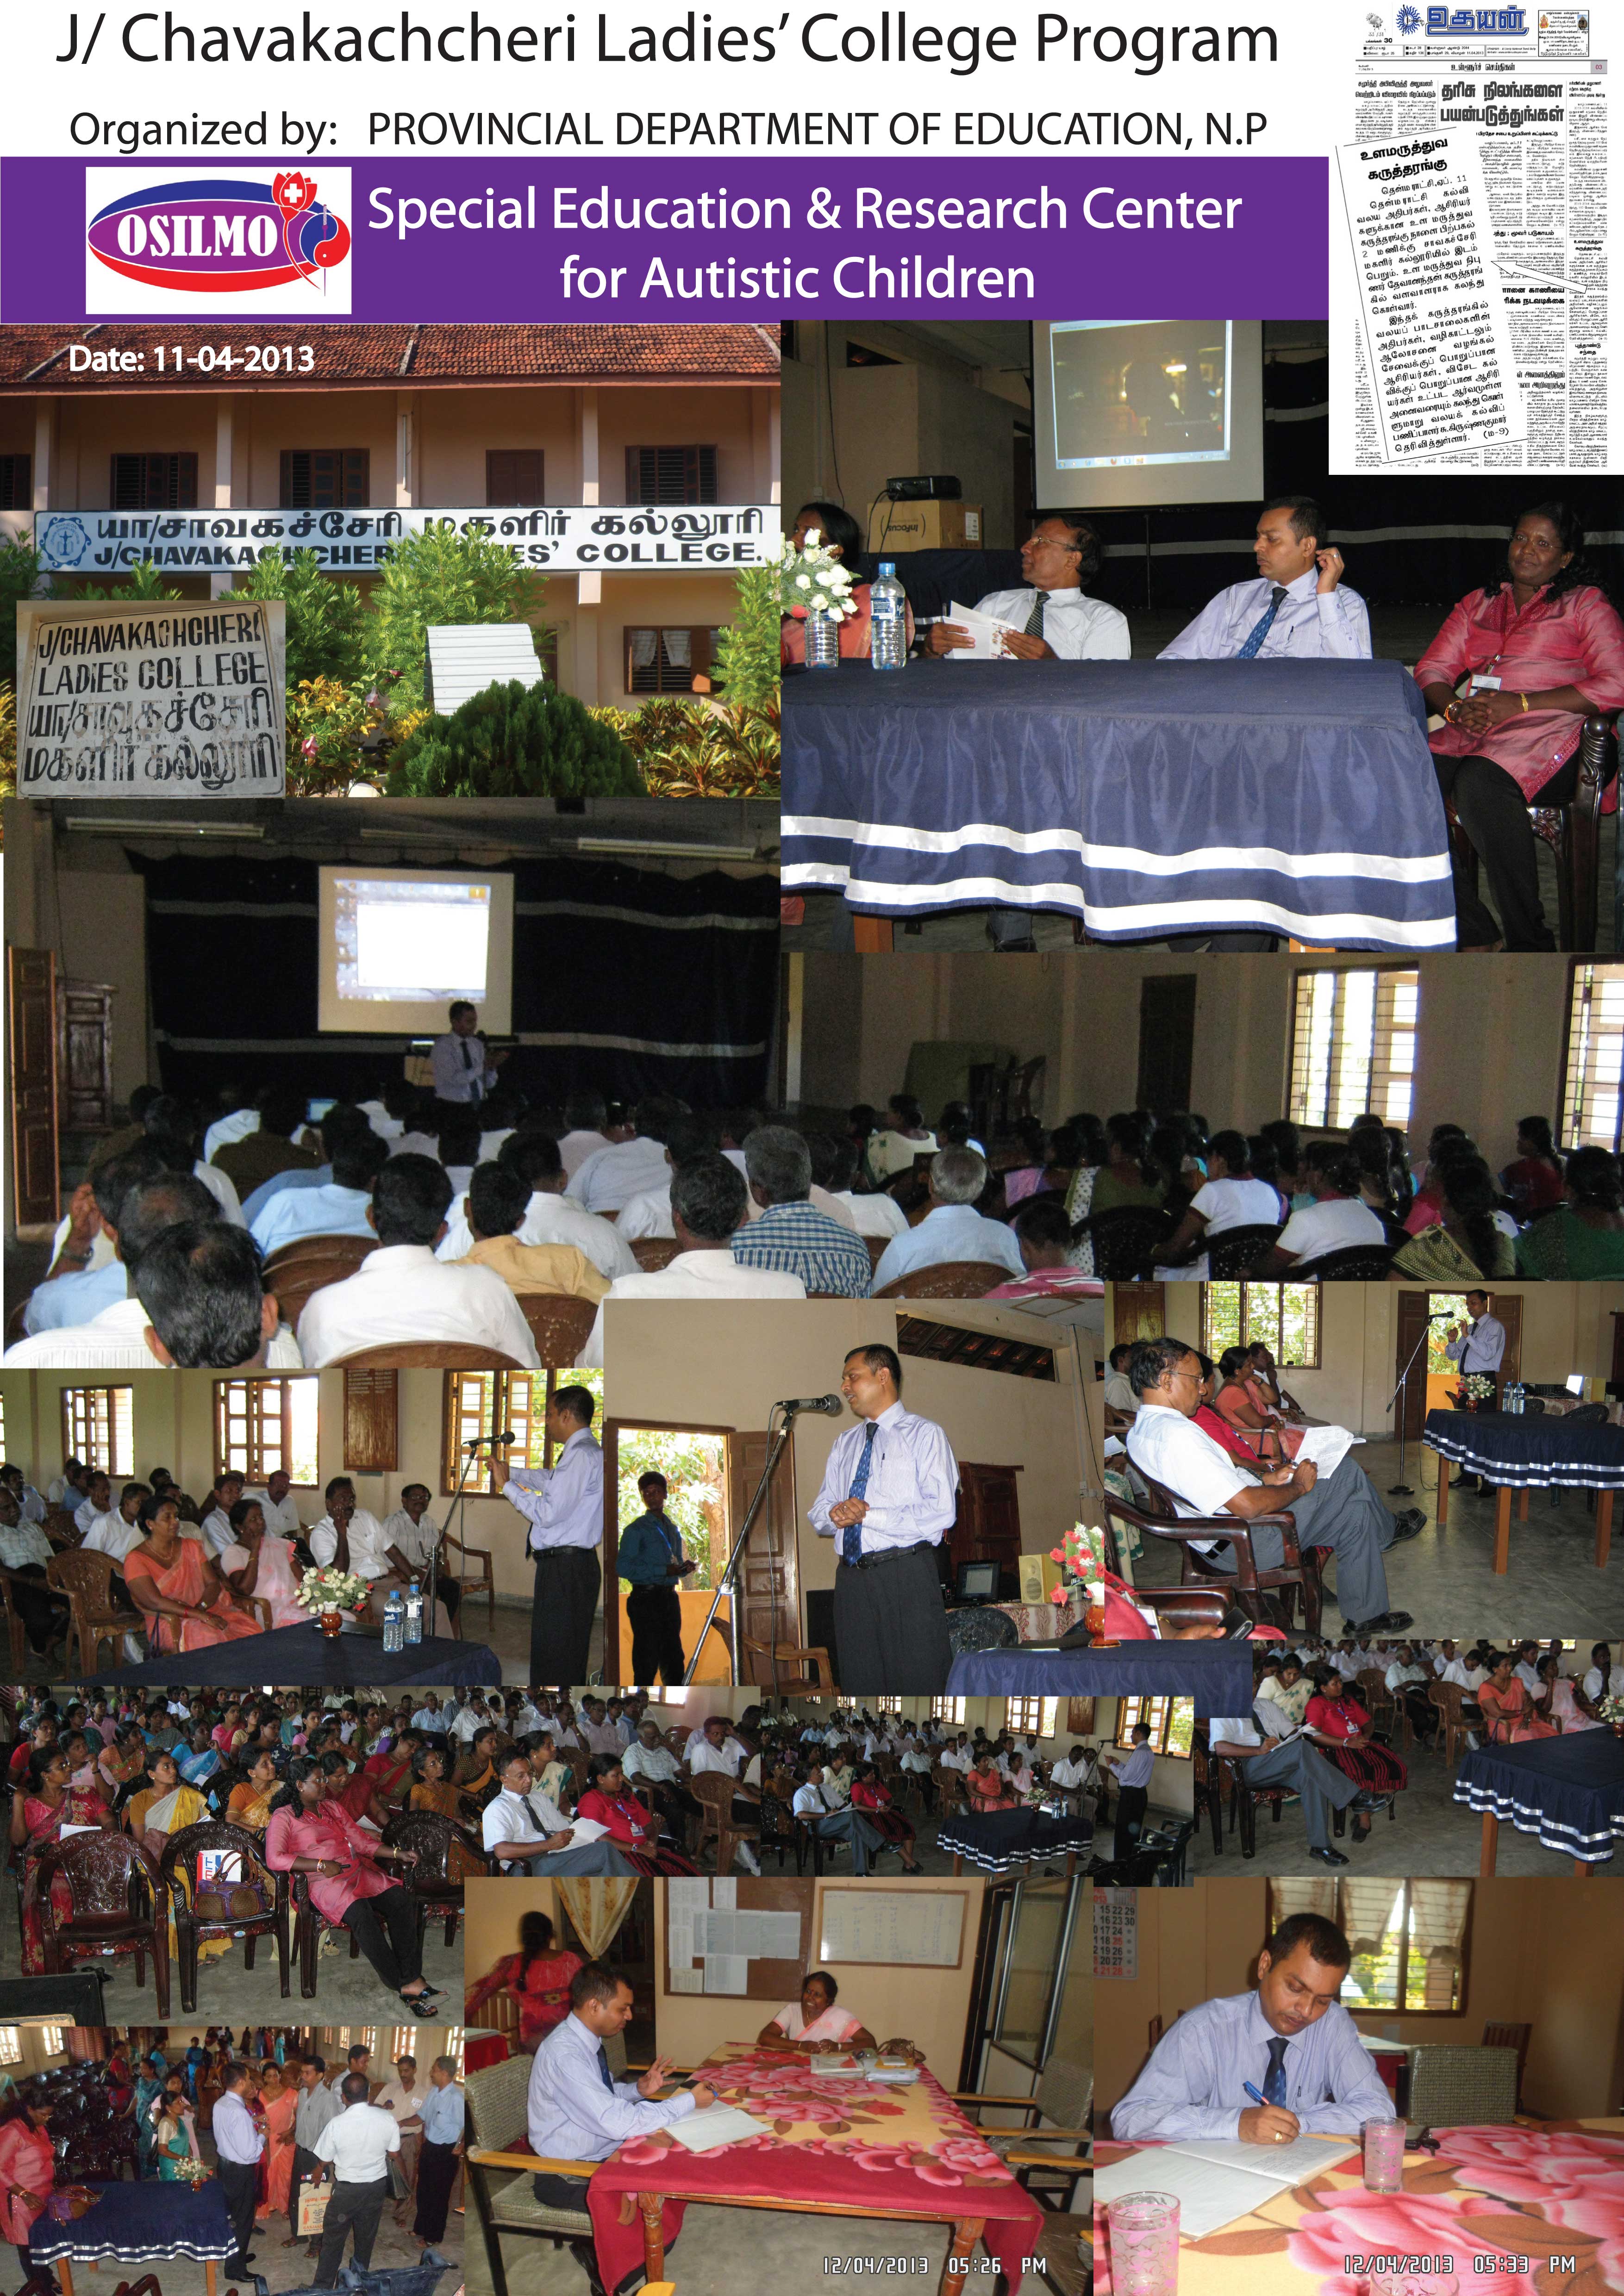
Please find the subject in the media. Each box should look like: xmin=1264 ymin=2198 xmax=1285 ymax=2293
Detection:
xmin=1197 ymin=1633 xmax=1618 ymax=1865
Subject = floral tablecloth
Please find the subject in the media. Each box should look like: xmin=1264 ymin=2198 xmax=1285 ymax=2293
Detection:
xmin=587 ymin=2042 xmax=1045 ymax=2287
xmin=1095 ymin=2122 xmax=1624 ymax=2296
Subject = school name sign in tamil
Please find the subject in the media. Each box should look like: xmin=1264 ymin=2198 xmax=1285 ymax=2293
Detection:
xmin=16 ymin=599 xmax=287 ymax=798
xmin=34 ymin=504 xmax=778 ymax=577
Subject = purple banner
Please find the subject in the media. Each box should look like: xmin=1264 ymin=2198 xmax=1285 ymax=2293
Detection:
xmin=5 ymin=155 xmax=1326 ymax=321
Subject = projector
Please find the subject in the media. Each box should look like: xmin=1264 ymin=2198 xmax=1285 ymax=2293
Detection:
xmin=883 ymin=475 xmax=962 ymax=501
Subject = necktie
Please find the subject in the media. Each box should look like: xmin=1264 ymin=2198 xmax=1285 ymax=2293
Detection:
xmin=843 ymin=1423 xmax=878 ymax=1566
xmin=1236 ymin=585 xmax=1287 ymax=659
xmin=1263 ymin=2035 xmax=1289 ymax=2107
xmin=596 ymin=2045 xmax=614 ymax=2092
xmin=1023 ymin=592 xmax=1049 ymax=638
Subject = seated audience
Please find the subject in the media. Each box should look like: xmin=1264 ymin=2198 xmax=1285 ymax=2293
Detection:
xmin=871 ymin=1144 xmax=1024 ymax=1290
xmin=571 ymin=1098 xmax=686 ymax=1214
xmin=450 ymin=1163 xmax=609 ymax=1303
xmin=1264 ymin=1141 xmax=1389 ymax=1273
xmin=864 ymin=1095 xmax=938 ymax=1184
xmin=250 ymin=1130 xmax=389 ymax=1254
xmin=1390 ymin=1154 xmax=1517 ymax=1281
xmin=1155 ymin=1131 xmax=1285 ymax=1277
xmin=212 ymin=1087 xmax=320 ymax=1195
xmin=580 ymin=1154 xmax=805 ymax=1364
xmin=986 ymin=1194 xmax=1103 ymax=1302
xmin=733 ymin=1127 xmax=871 ymax=1297
xmin=1515 ymin=1145 xmax=1624 ymax=1278
xmin=437 ymin=1132 xmax=637 ymax=1278
xmin=1501 ymin=1116 xmax=1567 ymax=1222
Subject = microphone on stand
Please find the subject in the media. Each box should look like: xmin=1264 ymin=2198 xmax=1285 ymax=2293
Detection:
xmin=776 ymin=1395 xmax=843 ymax=1416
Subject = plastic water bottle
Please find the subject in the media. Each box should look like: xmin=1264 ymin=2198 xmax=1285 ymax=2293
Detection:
xmin=870 ymin=561 xmax=907 ymax=670
xmin=1506 ymin=1381 xmax=1525 ymax=1416
xmin=382 ymin=1589 xmax=405 ymax=1654
xmin=404 ymin=1580 xmax=424 ymax=1645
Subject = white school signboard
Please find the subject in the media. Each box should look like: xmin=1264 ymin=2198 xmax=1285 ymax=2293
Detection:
xmin=16 ymin=598 xmax=287 ymax=799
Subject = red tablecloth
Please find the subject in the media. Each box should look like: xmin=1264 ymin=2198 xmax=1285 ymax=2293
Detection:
xmin=586 ymin=2046 xmax=1045 ymax=2286
xmin=464 ymin=2032 xmax=510 ymax=2073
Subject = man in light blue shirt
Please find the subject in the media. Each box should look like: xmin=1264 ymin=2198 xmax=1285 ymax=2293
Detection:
xmin=871 ymin=1145 xmax=1024 ymax=1292
xmin=493 ymin=1387 xmax=603 ymax=1683
xmin=412 ymin=2056 xmax=466 ymax=2246
xmin=1111 ymin=1910 xmax=1393 ymax=2144
xmin=526 ymin=1963 xmax=716 ymax=2210
xmin=251 ymin=1132 xmax=387 ymax=1255
xmin=1159 ymin=498 xmax=1372 ymax=662
xmin=211 ymin=2063 xmax=266 ymax=2276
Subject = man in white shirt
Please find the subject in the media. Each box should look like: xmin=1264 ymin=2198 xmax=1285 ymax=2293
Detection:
xmin=579 ymin=1699 xmax=623 ymax=1758
xmin=526 ymin=1965 xmax=713 ymax=2212
xmin=492 ymin=1387 xmax=602 ymax=1681
xmin=1103 ymin=1345 xmax=1139 ymax=1418
xmin=296 ymin=1154 xmax=538 ymax=1369
xmin=1208 ymin=1710 xmax=1382 ymax=1866
xmin=1154 ymin=1132 xmax=1289 ymax=1282
xmin=870 ymin=1145 xmax=1025 ymax=1292
xmin=430 ymin=1002 xmax=506 ymax=1108
xmin=200 ymin=1472 xmax=246 ymax=1559
xmin=379 ymin=1486 xmax=454 ymax=1618
xmin=309 ymin=1478 xmax=395 ymax=1582
xmin=685 ymin=1715 xmax=762 ymax=1873
xmin=244 ymin=1469 xmax=303 ymax=1538
xmin=818 ymin=1136 xmax=907 ymax=1240
xmin=1123 ymin=1336 xmax=1418 ymax=1635
xmin=571 ymin=1097 xmax=685 ymax=1214
xmin=480 ymin=1750 xmax=632 ymax=1874
xmin=1048 ymin=1746 xmax=1093 ymax=1812
xmin=624 ymin=1718 xmax=704 ymax=1839
xmin=1160 ymin=499 xmax=1371 ymax=662
xmin=437 ymin=1134 xmax=637 ymax=1279
xmin=791 ymin=1766 xmax=887 ymax=1874
xmin=310 ymin=2072 xmax=403 ymax=2283
xmin=1511 ymin=1641 xmax=1545 ymax=1696
xmin=369 ymin=2054 xmax=425 ymax=2223
xmin=75 ymin=1472 xmax=113 ymax=1537
xmin=808 ymin=1344 xmax=956 ymax=1695
xmin=1581 ymin=1643 xmax=1624 ymax=1703
xmin=578 ymin=1154 xmax=805 ymax=1367
xmin=939 ymin=1736 xmax=973 ymax=1773
xmin=1383 ymin=1645 xmax=1437 ymax=1745
xmin=557 ymin=1093 xmax=617 ymax=1181
xmin=449 ymin=1697 xmax=487 ymax=1744
xmin=83 ymin=1480 xmax=149 ymax=1564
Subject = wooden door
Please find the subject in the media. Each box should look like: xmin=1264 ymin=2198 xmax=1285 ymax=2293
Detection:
xmin=1137 ymin=975 xmax=1197 ymax=1112
xmin=950 ymin=1462 xmax=1024 ymax=1589
xmin=726 ymin=1428 xmax=800 ymax=1679
xmin=1113 ymin=1282 xmax=1165 ymax=1346
xmin=1393 ymin=1288 xmax=1433 ymax=1442
xmin=8 ymin=947 xmax=60 ymax=1229
xmin=58 ymin=981 xmax=115 ymax=1132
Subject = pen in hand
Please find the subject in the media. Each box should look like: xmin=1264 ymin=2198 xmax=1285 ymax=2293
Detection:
xmin=1243 ymin=2083 xmax=1267 ymax=2106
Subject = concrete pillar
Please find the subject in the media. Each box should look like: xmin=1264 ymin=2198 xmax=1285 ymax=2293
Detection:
xmin=580 ymin=388 xmax=600 ymax=505
xmin=764 ymin=385 xmax=781 ymax=503
xmin=31 ymin=401 xmax=52 ymax=511
xmin=210 ymin=396 xmax=235 ymax=597
xmin=395 ymin=393 xmax=415 ymax=506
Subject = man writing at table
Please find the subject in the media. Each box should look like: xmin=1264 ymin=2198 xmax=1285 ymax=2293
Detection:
xmin=527 ymin=1963 xmax=715 ymax=2251
xmin=924 ymin=512 xmax=1130 ymax=952
xmin=1112 ymin=1911 xmax=1394 ymax=2144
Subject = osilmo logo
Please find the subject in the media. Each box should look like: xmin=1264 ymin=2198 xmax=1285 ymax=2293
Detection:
xmin=85 ymin=168 xmax=353 ymax=313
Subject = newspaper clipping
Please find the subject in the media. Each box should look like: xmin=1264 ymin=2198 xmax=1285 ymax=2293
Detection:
xmin=1331 ymin=3 xmax=1611 ymax=472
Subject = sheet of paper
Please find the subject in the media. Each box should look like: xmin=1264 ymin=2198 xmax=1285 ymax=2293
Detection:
xmin=703 ymin=1955 xmax=749 ymax=1995
xmin=563 ymin=1817 xmax=609 ymax=1844
xmin=1293 ymin=1425 xmax=1365 ymax=1475
xmin=668 ymin=1968 xmax=703 ymax=1994
xmin=712 ymin=1877 xmax=737 ymax=1910
xmin=703 ymin=1910 xmax=803 ymax=1958
xmin=668 ymin=2105 xmax=771 ymax=2153
xmin=668 ymin=1878 xmax=708 ymax=1915
xmin=944 ymin=602 xmax=1023 ymax=660
xmin=1178 ymin=2136 xmax=1360 ymax=2182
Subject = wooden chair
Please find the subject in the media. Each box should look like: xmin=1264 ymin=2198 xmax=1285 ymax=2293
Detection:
xmin=465 ymin=2048 xmax=604 ymax=2296
xmin=629 ymin=1238 xmax=682 ymax=1272
xmin=864 ymin=1236 xmax=888 ymax=1276
xmin=0 ymin=1568 xmax=29 ymax=1677
xmin=871 ymin=1260 xmax=1012 ymax=1300
xmin=287 ymin=1867 xmax=363 ymax=1998
xmin=381 ymin=1806 xmax=490 ymax=1950
xmin=689 ymin=1770 xmax=758 ymax=1873
xmin=159 ymin=1818 xmax=287 ymax=2014
xmin=332 ymin=1342 xmax=525 ymax=1368
xmin=1103 ymin=1475 xmax=1322 ymax=1633
xmin=261 ymin=1236 xmax=373 ymax=1325
xmin=738 ymin=1635 xmax=834 ymax=1690
xmin=45 ymin=1548 xmax=129 ymax=1674
xmin=443 ymin=1525 xmax=496 ymax=1636
xmin=1482 ymin=2020 xmax=1532 ymax=2107
xmin=1446 ymin=710 xmax=1618 ymax=950
xmin=26 ymin=1829 xmax=170 ymax=2014
xmin=522 ymin=1295 xmax=599 ymax=1367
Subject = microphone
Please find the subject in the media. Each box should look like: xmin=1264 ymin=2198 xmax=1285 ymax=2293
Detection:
xmin=777 ymin=1394 xmax=843 ymax=1416
xmin=464 ymin=1430 xmax=518 ymax=1450
xmin=1428 ymin=1312 xmax=1460 ymax=1322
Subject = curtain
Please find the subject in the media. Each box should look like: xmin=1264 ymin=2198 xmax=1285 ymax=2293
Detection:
xmin=661 ymin=630 xmax=692 ymax=668
xmin=556 ymin=1879 xmax=641 ymax=1960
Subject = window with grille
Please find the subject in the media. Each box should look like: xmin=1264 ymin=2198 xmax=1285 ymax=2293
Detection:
xmin=1268 ymin=1879 xmax=1471 ymax=2012
xmin=1561 ymin=963 xmax=1624 ymax=1149
xmin=870 ymin=1695 xmax=903 ymax=1714
xmin=625 ymin=445 xmax=718 ymax=504
xmin=623 ymin=626 xmax=719 ymax=695
xmin=61 ymin=1386 xmax=133 ymax=1477
xmin=1202 ymin=1283 xmax=1321 ymax=1368
xmin=1006 ymin=1696 xmax=1060 ymax=1737
xmin=214 ymin=1377 xmax=320 ymax=1486
xmin=38 ymin=2026 xmax=65 ymax=2058
xmin=1289 ymin=968 xmax=1418 ymax=1130
xmin=0 ymin=454 xmax=31 ymax=510
xmin=441 ymin=1369 xmax=606 ymax=1495
xmin=1116 ymin=1697 xmax=1194 ymax=1758
xmin=111 ymin=453 xmax=198 ymax=510
xmin=280 ymin=449 xmax=369 ymax=509
xmin=0 ymin=2029 xmax=19 ymax=2065
xmin=487 ymin=449 xmax=545 ymax=504
xmin=931 ymin=1697 xmax=967 ymax=1724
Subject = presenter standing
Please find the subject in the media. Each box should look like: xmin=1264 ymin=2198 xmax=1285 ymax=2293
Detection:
xmin=492 ymin=1388 xmax=603 ymax=1682
xmin=431 ymin=1002 xmax=507 ymax=1112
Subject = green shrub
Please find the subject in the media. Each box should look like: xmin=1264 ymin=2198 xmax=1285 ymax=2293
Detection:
xmin=385 ymin=678 xmax=642 ymax=798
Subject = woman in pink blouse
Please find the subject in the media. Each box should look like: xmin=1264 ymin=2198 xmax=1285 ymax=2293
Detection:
xmin=1418 ymin=501 xmax=1624 ymax=951
xmin=263 ymin=1757 xmax=443 ymax=2016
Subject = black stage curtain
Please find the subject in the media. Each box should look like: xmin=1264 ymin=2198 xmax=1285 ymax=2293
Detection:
xmin=137 ymin=851 xmax=779 ymax=1108
xmin=849 ymin=351 xmax=1623 ymax=616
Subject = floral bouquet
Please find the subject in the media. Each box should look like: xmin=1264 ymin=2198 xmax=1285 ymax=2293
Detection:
xmin=1451 ymin=1373 xmax=1496 ymax=1412
xmin=172 ymin=2154 xmax=210 ymax=2188
xmin=771 ymin=527 xmax=858 ymax=622
xmin=1599 ymin=1692 xmax=1624 ymax=1729
xmin=298 ymin=1566 xmax=370 ymax=1614
xmin=1047 ymin=1521 xmax=1108 ymax=1606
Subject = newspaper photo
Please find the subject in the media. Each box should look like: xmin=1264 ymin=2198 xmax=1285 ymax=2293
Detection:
xmin=1331 ymin=2 xmax=1612 ymax=472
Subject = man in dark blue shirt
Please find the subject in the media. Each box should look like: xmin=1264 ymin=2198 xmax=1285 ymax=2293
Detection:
xmin=618 ymin=1471 xmax=694 ymax=1685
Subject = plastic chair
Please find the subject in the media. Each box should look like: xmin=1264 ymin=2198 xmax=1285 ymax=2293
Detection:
xmin=27 ymin=1829 xmax=169 ymax=2014
xmin=159 ymin=1818 xmax=287 ymax=2013
xmin=1448 ymin=710 xmax=1618 ymax=950
xmin=1206 ymin=1223 xmax=1285 ymax=1277
xmin=738 ymin=1635 xmax=834 ymax=1689
xmin=1289 ymin=1242 xmax=1398 ymax=1280
xmin=381 ymin=1807 xmax=489 ymax=1950
xmin=288 ymin=1867 xmax=363 ymax=1999
xmin=871 ymin=1259 xmax=1013 ymax=1299
xmin=45 ymin=1548 xmax=129 ymax=1674
xmin=689 ymin=1770 xmax=758 ymax=1873
xmin=1083 ymin=1206 xmax=1172 ymax=1279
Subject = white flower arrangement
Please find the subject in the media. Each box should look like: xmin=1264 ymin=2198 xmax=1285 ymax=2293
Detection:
xmin=299 ymin=1566 xmax=370 ymax=1612
xmin=772 ymin=525 xmax=858 ymax=620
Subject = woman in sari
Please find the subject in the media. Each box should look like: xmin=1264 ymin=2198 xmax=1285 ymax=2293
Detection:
xmin=758 ymin=1971 xmax=878 ymax=2055
xmin=848 ymin=1760 xmax=923 ymax=1872
xmin=256 ymin=2061 xmax=297 ymax=2222
xmin=1516 ymin=1146 xmax=1624 ymax=1279
xmin=1542 ymin=1654 xmax=1601 ymax=1733
xmin=1502 ymin=1116 xmax=1568 ymax=1222
xmin=526 ymin=1733 xmax=574 ymax=1811
xmin=227 ymin=1751 xmax=282 ymax=1831
xmin=1212 ymin=1348 xmax=1299 ymax=1460
xmin=123 ymin=1495 xmax=262 ymax=1651
xmin=464 ymin=1909 xmax=582 ymax=2052
xmin=177 ymin=1723 xmax=222 ymax=1790
xmin=219 ymin=1499 xmax=311 ymax=1630
xmin=1301 ymin=1666 xmax=1407 ymax=1829
xmin=1391 ymin=1156 xmax=1517 ymax=1282
xmin=134 ymin=2054 xmax=165 ymax=2178
xmin=964 ymin=1752 xmax=1018 ymax=1812
xmin=575 ymin=1755 xmax=700 ymax=1876
xmin=454 ymin=1725 xmax=506 ymax=1807
xmin=409 ymin=1744 xmax=479 ymax=1827
xmin=1477 ymin=1653 xmax=1560 ymax=1743
xmin=11 ymin=1745 xmax=114 ymax=1973
xmin=211 ymin=1707 xmax=243 ymax=1761
xmin=0 ymin=2089 xmax=81 ymax=2278
xmin=126 ymin=1750 xmax=241 ymax=1972
xmin=153 ymin=2072 xmax=199 ymax=2178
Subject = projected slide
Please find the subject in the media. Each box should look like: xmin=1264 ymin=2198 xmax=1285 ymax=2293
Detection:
xmin=1050 ymin=321 xmax=1230 ymax=471
xmin=317 ymin=867 xmax=514 ymax=1035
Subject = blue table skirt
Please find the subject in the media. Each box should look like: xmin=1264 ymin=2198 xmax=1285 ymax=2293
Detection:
xmin=782 ymin=657 xmax=1454 ymax=950
xmin=934 ymin=1807 xmax=1094 ymax=1875
xmin=1423 ymin=1409 xmax=1624 ymax=1489
xmin=27 ymin=2177 xmax=236 ymax=2264
xmin=1453 ymin=1732 xmax=1624 ymax=1863
xmin=947 ymin=1642 xmax=1250 ymax=1717
xmin=70 ymin=1621 xmax=503 ymax=1688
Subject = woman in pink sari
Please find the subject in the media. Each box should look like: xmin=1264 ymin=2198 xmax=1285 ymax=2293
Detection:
xmin=0 ymin=2089 xmax=83 ymax=2278
xmin=218 ymin=1498 xmax=311 ymax=1630
xmin=1476 ymin=1653 xmax=1559 ymax=1744
xmin=264 ymin=1759 xmax=440 ymax=2015
xmin=122 ymin=1494 xmax=262 ymax=1651
xmin=9 ymin=1746 xmax=115 ymax=1974
xmin=256 ymin=2062 xmax=297 ymax=2222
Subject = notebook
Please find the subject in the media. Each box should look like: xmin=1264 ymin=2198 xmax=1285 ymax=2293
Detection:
xmin=816 ymin=2055 xmax=919 ymax=2084
xmin=667 ymin=2105 xmax=772 ymax=2153
xmin=1096 ymin=2136 xmax=1360 ymax=2240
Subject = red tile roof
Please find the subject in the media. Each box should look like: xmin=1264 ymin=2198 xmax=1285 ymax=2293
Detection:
xmin=0 ymin=323 xmax=780 ymax=392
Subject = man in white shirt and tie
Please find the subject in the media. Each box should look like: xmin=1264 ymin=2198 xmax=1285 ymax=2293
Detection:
xmin=212 ymin=2063 xmax=266 ymax=2277
xmin=1443 ymin=1292 xmax=1507 ymax=1491
xmin=480 ymin=1750 xmax=632 ymax=1874
xmin=527 ymin=1965 xmax=715 ymax=2219
xmin=431 ymin=1001 xmax=505 ymax=1109
xmin=492 ymin=1387 xmax=602 ymax=1681
xmin=1098 ymin=1725 xmax=1156 ymax=1860
xmin=809 ymin=1344 xmax=958 ymax=1695
xmin=791 ymin=1765 xmax=887 ymax=1874
xmin=310 ymin=2071 xmax=402 ymax=2284
xmin=924 ymin=512 xmax=1131 ymax=952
